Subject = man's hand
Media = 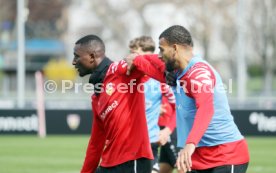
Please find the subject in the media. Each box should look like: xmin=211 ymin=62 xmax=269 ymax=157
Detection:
xmin=176 ymin=143 xmax=195 ymax=173
xmin=124 ymin=53 xmax=138 ymax=75
xmin=158 ymin=127 xmax=172 ymax=146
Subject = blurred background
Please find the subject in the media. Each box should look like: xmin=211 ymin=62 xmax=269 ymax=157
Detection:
xmin=0 ymin=0 xmax=275 ymax=173
xmin=0 ymin=0 xmax=275 ymax=109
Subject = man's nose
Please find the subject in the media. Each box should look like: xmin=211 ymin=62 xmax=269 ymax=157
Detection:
xmin=72 ymin=59 xmax=76 ymax=65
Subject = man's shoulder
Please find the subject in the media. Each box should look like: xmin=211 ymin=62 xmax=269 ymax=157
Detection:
xmin=182 ymin=62 xmax=216 ymax=91
xmin=106 ymin=60 xmax=127 ymax=75
xmin=185 ymin=62 xmax=214 ymax=78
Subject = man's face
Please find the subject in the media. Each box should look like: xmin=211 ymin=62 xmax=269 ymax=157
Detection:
xmin=72 ymin=44 xmax=94 ymax=77
xmin=158 ymin=38 xmax=178 ymax=71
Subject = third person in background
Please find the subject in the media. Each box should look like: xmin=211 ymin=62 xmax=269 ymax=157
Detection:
xmin=129 ymin=36 xmax=179 ymax=173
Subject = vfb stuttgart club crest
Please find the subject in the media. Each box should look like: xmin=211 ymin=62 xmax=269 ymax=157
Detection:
xmin=66 ymin=114 xmax=80 ymax=131
xmin=105 ymin=83 xmax=115 ymax=95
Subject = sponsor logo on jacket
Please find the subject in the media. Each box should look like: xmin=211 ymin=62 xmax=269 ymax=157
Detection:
xmin=100 ymin=100 xmax=118 ymax=120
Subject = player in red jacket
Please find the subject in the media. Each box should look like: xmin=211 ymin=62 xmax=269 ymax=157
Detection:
xmin=72 ymin=35 xmax=153 ymax=173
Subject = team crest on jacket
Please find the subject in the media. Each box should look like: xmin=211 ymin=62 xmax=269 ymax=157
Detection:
xmin=105 ymin=83 xmax=115 ymax=95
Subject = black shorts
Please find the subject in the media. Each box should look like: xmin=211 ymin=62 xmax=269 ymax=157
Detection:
xmin=96 ymin=158 xmax=152 ymax=173
xmin=159 ymin=126 xmax=180 ymax=168
xmin=191 ymin=163 xmax=249 ymax=173
xmin=151 ymin=142 xmax=160 ymax=171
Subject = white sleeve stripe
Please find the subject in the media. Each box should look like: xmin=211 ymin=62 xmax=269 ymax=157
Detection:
xmin=167 ymin=99 xmax=175 ymax=104
xmin=108 ymin=62 xmax=128 ymax=74
xmin=188 ymin=67 xmax=210 ymax=78
xmin=161 ymin=84 xmax=176 ymax=103
xmin=165 ymin=94 xmax=175 ymax=103
xmin=195 ymin=72 xmax=211 ymax=80
xmin=106 ymin=64 xmax=112 ymax=74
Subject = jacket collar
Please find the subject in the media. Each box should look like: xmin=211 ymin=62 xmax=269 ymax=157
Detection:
xmin=89 ymin=57 xmax=113 ymax=95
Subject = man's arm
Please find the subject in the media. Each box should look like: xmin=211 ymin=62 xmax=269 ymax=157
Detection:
xmin=176 ymin=62 xmax=216 ymax=172
xmin=81 ymin=105 xmax=106 ymax=173
xmin=110 ymin=60 xmax=144 ymax=79
xmin=185 ymin=62 xmax=216 ymax=145
xmin=125 ymin=54 xmax=166 ymax=83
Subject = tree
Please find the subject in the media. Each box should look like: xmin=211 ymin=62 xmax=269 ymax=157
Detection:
xmin=249 ymin=0 xmax=276 ymax=95
xmin=26 ymin=0 xmax=69 ymax=38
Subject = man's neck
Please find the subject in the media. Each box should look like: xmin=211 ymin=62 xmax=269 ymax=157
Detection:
xmin=179 ymin=52 xmax=193 ymax=70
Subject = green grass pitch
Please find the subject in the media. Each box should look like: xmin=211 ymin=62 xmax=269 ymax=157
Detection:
xmin=0 ymin=136 xmax=275 ymax=173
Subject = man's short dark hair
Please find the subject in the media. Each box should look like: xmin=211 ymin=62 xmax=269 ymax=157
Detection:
xmin=159 ymin=25 xmax=193 ymax=47
xmin=75 ymin=35 xmax=105 ymax=52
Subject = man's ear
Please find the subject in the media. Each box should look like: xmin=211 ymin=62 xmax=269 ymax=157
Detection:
xmin=90 ymin=53 xmax=95 ymax=63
